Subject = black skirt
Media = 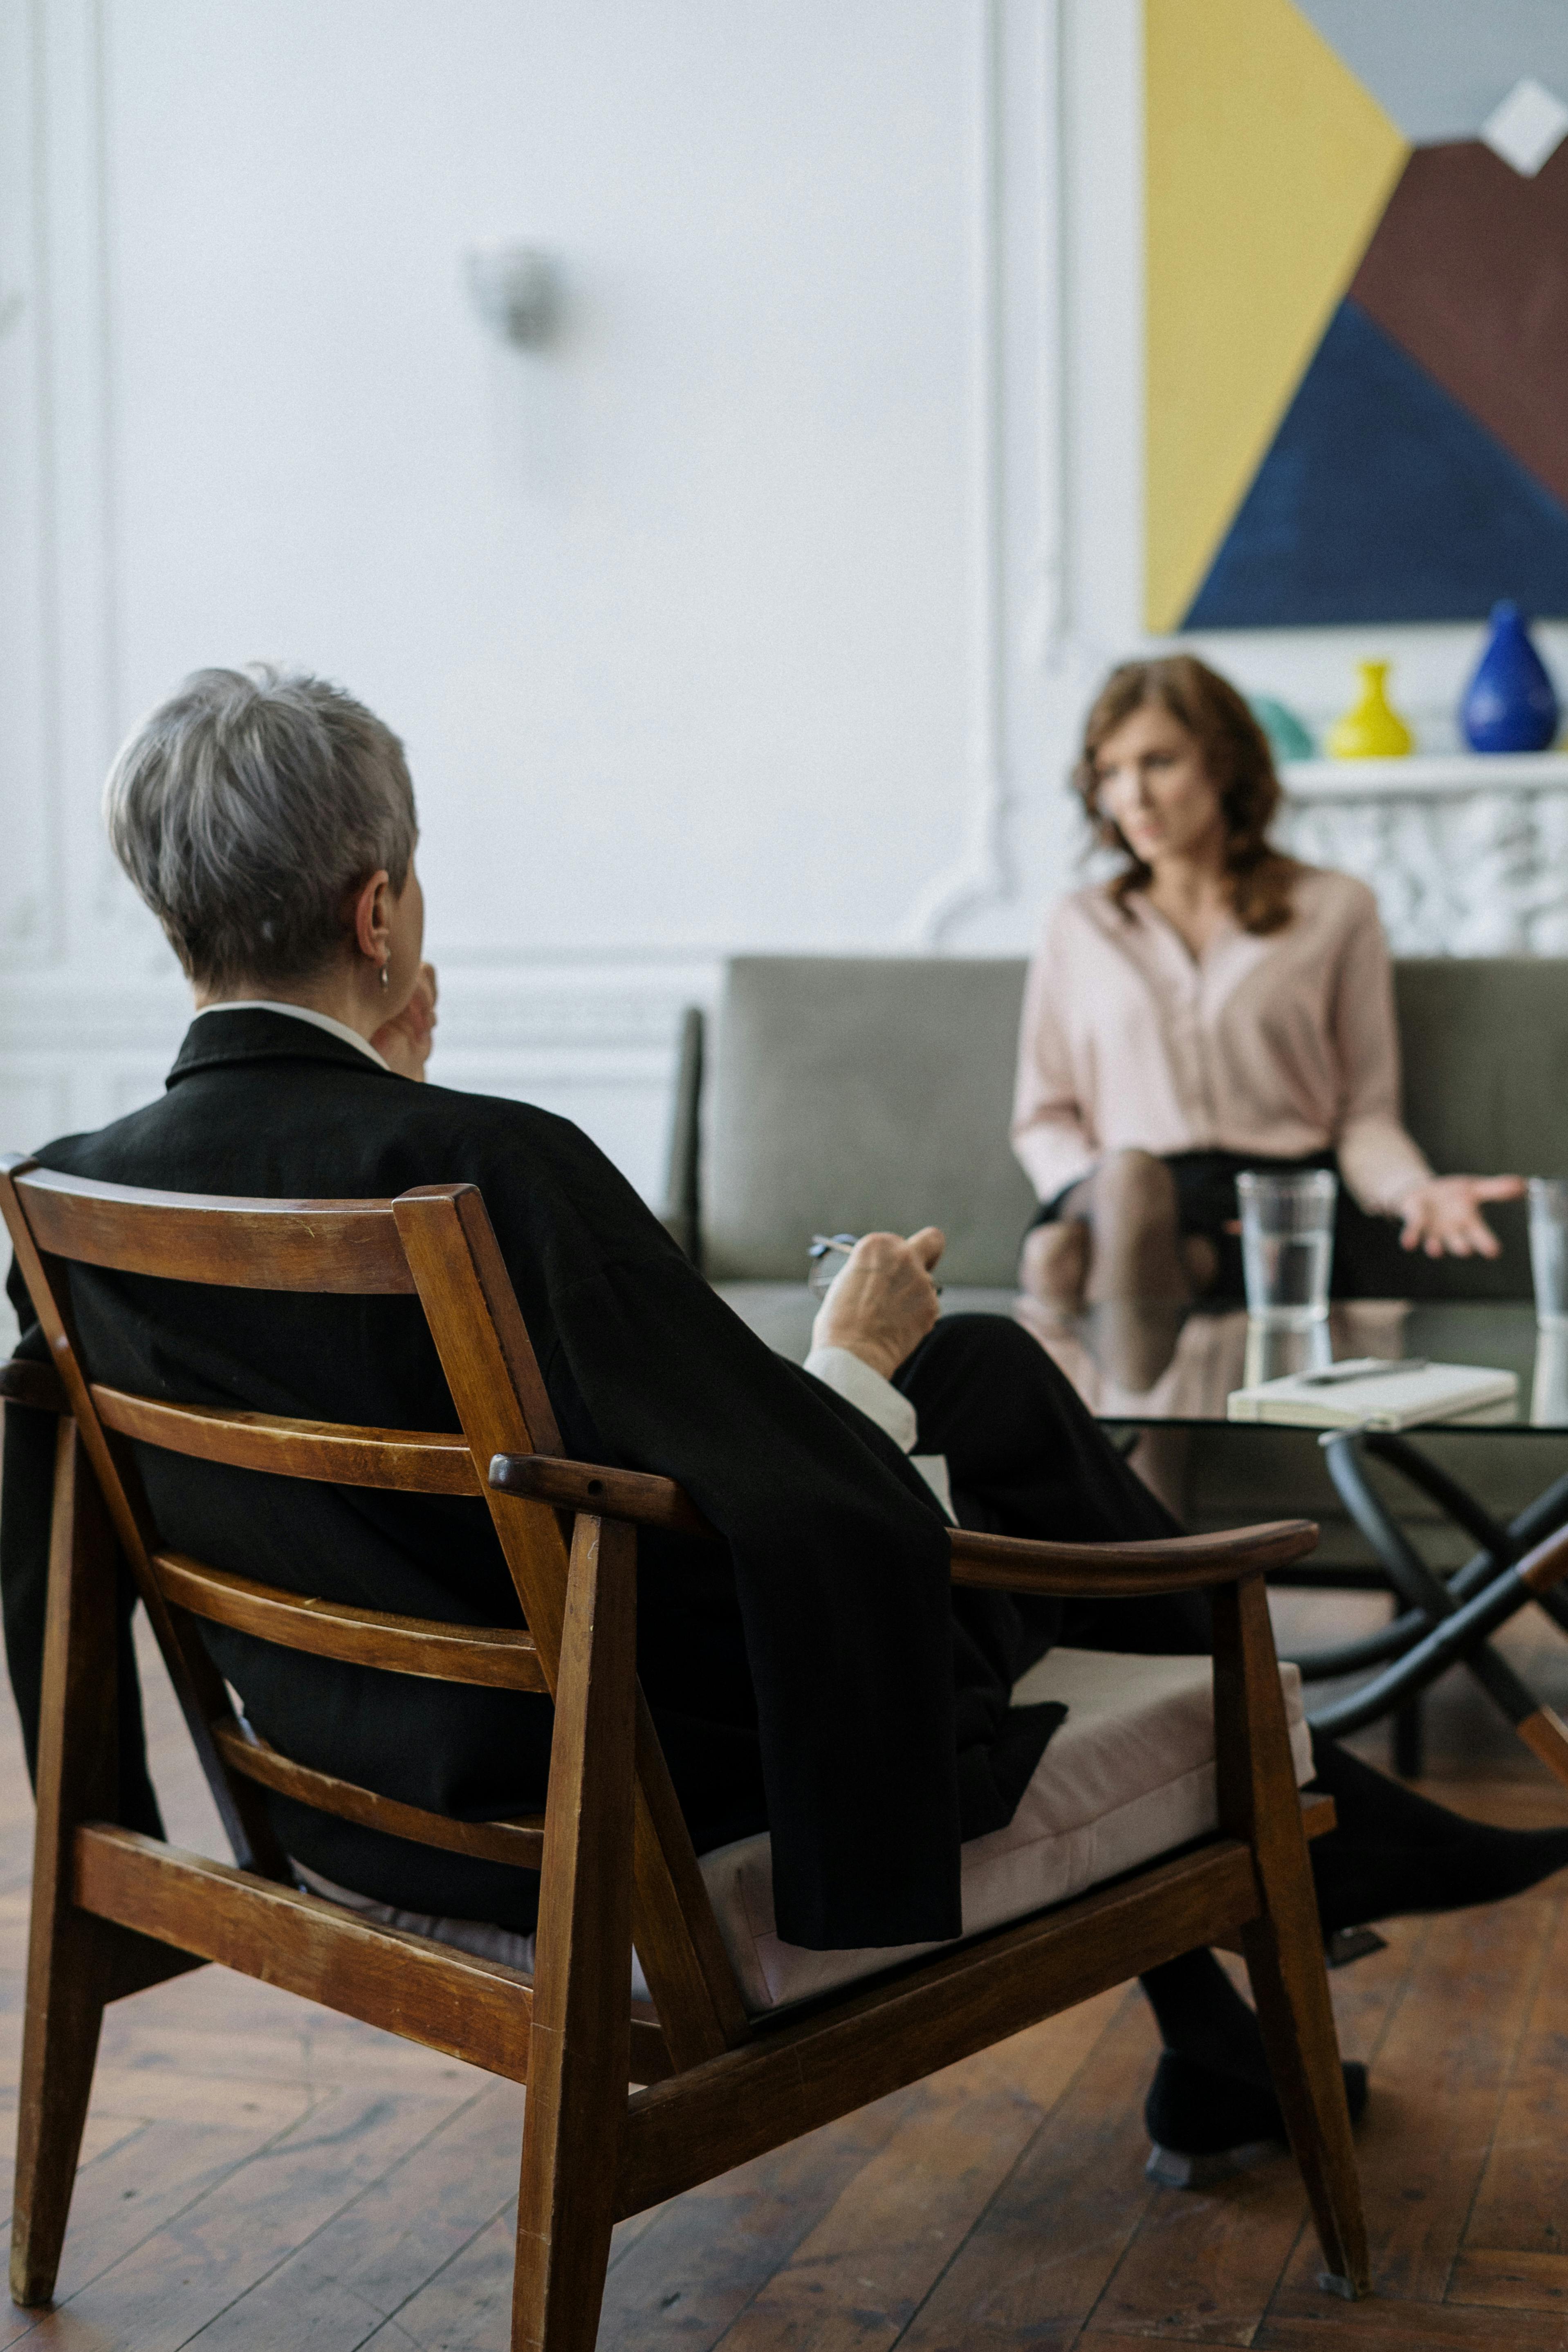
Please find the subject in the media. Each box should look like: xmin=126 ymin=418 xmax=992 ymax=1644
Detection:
xmin=1028 ymin=1147 xmax=1413 ymax=1302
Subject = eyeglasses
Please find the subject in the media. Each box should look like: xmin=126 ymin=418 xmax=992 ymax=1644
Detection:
xmin=807 ymin=1232 xmax=857 ymax=1301
xmin=806 ymin=1232 xmax=944 ymax=1304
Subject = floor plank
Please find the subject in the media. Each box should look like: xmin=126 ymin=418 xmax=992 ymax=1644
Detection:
xmin=1460 ymin=1895 xmax=1568 ymax=2262
xmin=1256 ymin=2305 xmax=1568 ymax=2349
xmin=1269 ymin=1899 xmax=1554 ymax=2314
xmin=593 ymin=2085 xmax=924 ymax=2352
xmin=893 ymin=1984 xmax=1160 ymax=2351
xmin=181 ymin=2085 xmax=523 ymax=2352
xmin=4 ymin=2085 xmax=474 ymax=2352
xmin=1448 ymin=2249 xmax=1568 ymax=2313
xmin=716 ymin=1996 xmax=1122 ymax=2352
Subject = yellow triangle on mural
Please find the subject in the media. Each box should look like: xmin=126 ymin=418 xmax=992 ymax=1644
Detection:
xmin=1145 ymin=0 xmax=1409 ymax=632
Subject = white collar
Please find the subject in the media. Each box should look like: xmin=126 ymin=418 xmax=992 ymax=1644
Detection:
xmin=190 ymin=999 xmax=390 ymax=1070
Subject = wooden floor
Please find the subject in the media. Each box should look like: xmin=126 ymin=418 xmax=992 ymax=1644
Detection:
xmin=4 ymin=1597 xmax=1568 ymax=2349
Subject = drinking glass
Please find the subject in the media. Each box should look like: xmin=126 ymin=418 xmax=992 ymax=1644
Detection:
xmin=1242 ymin=1313 xmax=1332 ymax=1389
xmin=1236 ymin=1170 xmax=1337 ymax=1330
xmin=1531 ymin=1324 xmax=1568 ymax=1424
xmin=1528 ymin=1178 xmax=1568 ymax=1330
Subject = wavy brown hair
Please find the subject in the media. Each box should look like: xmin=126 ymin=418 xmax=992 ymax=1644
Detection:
xmin=1074 ymin=655 xmax=1297 ymax=935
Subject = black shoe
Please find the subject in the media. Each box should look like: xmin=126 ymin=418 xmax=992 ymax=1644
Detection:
xmin=1144 ymin=2050 xmax=1369 ymax=2190
xmin=1310 ymin=1737 xmax=1568 ymax=1932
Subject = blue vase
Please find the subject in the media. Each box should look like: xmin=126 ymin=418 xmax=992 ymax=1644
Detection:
xmin=1460 ymin=601 xmax=1560 ymax=753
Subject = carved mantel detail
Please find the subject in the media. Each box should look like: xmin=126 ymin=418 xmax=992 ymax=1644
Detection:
xmin=1278 ymin=754 xmax=1568 ymax=956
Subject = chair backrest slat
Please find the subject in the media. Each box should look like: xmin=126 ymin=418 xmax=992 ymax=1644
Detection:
xmin=1 ymin=1163 xmax=292 ymax=1876
xmin=93 ymin=1387 xmax=482 ymax=1495
xmin=211 ymin=1722 xmax=546 ymax=1869
xmin=156 ymin=1550 xmax=548 ymax=1690
xmin=14 ymin=1164 xmax=415 ymax=1293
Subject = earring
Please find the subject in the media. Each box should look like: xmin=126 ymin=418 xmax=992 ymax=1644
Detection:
xmin=379 ymin=959 xmax=391 ymax=990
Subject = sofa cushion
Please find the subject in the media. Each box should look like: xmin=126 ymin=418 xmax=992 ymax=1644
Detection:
xmin=697 ymin=1647 xmax=1312 ymax=2013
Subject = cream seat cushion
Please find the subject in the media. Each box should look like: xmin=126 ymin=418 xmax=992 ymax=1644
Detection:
xmin=296 ymin=1647 xmax=1312 ymax=2020
xmin=703 ymin=1647 xmax=1312 ymax=2012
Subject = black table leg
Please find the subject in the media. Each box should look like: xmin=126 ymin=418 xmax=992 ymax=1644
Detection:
xmin=1288 ymin=1430 xmax=1568 ymax=1784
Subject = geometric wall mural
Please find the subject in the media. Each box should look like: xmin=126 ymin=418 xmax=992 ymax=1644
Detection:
xmin=1146 ymin=0 xmax=1568 ymax=630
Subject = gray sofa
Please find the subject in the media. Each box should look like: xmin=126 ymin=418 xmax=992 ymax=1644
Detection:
xmin=668 ymin=955 xmax=1568 ymax=1564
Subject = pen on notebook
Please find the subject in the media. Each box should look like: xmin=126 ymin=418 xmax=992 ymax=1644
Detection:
xmin=1298 ymin=1358 xmax=1428 ymax=1386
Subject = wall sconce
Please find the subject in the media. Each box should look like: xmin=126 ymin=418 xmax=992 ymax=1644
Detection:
xmin=464 ymin=245 xmax=559 ymax=348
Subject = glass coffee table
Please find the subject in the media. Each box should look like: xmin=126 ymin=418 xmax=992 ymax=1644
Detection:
xmin=719 ymin=1283 xmax=1568 ymax=1785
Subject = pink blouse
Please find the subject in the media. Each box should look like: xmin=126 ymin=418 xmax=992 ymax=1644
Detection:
xmin=1010 ymin=868 xmax=1433 ymax=1216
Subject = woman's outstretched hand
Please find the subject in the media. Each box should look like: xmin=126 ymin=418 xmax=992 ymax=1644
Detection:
xmin=812 ymin=1228 xmax=945 ymax=1378
xmin=1397 ymin=1173 xmax=1525 ymax=1259
xmin=371 ymin=961 xmax=439 ymax=1081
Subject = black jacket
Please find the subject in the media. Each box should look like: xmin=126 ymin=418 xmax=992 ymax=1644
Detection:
xmin=2 ymin=1011 xmax=1056 ymax=1949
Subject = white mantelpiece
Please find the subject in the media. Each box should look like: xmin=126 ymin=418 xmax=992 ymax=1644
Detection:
xmin=1278 ymin=753 xmax=1568 ymax=956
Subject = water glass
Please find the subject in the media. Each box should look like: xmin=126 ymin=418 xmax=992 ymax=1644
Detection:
xmin=1242 ymin=1313 xmax=1332 ymax=1389
xmin=1236 ymin=1170 xmax=1337 ymax=1330
xmin=1531 ymin=1324 xmax=1568 ymax=1425
xmin=1528 ymin=1178 xmax=1568 ymax=1329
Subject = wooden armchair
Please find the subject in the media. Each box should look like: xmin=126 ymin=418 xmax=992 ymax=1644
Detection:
xmin=0 ymin=1156 xmax=1369 ymax=2348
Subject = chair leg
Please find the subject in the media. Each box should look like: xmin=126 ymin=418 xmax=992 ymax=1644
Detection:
xmin=1241 ymin=1901 xmax=1368 ymax=2298
xmin=512 ymin=1516 xmax=637 ymax=2352
xmin=11 ymin=1920 xmax=112 ymax=2305
xmin=11 ymin=1426 xmax=122 ymax=2305
xmin=1214 ymin=1575 xmax=1371 ymax=2299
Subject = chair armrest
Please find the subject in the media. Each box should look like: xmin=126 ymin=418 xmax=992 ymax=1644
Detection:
xmin=489 ymin=1451 xmax=720 ymax=1539
xmin=0 ymin=1356 xmax=65 ymax=1413
xmin=489 ymin=1451 xmax=1319 ymax=1595
xmin=950 ymin=1520 xmax=1318 ymax=1595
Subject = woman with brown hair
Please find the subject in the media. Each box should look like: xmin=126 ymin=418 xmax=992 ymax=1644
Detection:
xmin=1014 ymin=655 xmax=1522 ymax=1311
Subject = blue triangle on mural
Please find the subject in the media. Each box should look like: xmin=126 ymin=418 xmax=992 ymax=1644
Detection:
xmin=1184 ymin=299 xmax=1568 ymax=628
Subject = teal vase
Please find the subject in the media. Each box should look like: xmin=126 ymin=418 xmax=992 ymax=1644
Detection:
xmin=1248 ymin=696 xmax=1315 ymax=763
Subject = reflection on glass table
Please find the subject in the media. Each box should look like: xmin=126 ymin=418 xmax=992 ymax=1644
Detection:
xmin=716 ymin=1283 xmax=1568 ymax=1434
xmin=1013 ymin=1296 xmax=1568 ymax=1783
xmin=715 ymin=1279 xmax=1568 ymax=1788
xmin=1013 ymin=1296 xmax=1568 ymax=1434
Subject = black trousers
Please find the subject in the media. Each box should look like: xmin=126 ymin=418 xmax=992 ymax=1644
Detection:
xmin=893 ymin=1313 xmax=1209 ymax=1661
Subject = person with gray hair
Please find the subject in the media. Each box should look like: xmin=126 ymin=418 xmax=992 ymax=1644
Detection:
xmin=7 ymin=662 xmax=1568 ymax=2188
xmin=104 ymin=663 xmax=437 ymax=1077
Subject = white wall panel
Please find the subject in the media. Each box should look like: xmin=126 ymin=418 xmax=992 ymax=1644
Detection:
xmin=0 ymin=0 xmax=58 ymax=967
xmin=2 ymin=0 xmax=1075 ymax=1199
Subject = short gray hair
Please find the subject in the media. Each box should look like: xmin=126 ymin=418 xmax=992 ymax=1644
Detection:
xmin=104 ymin=665 xmax=417 ymax=990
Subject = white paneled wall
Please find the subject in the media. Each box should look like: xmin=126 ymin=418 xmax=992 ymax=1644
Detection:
xmin=0 ymin=0 xmax=1105 ymax=1239
xmin=2 ymin=0 xmax=1541 ymax=1358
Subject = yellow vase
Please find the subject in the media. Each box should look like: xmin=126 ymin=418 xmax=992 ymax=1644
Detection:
xmin=1327 ymin=660 xmax=1413 ymax=759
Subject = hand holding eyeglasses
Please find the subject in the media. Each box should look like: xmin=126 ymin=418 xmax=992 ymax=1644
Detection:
xmin=808 ymin=1227 xmax=946 ymax=1380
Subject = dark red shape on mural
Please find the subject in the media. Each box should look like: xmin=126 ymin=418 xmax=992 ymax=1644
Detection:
xmin=1349 ymin=139 xmax=1568 ymax=510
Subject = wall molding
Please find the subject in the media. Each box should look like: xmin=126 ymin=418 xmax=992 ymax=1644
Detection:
xmin=900 ymin=0 xmax=1011 ymax=949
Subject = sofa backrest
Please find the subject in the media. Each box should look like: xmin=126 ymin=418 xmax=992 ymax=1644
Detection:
xmin=704 ymin=956 xmax=1035 ymax=1283
xmin=701 ymin=953 xmax=1568 ymax=1293
xmin=1393 ymin=958 xmax=1568 ymax=1295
